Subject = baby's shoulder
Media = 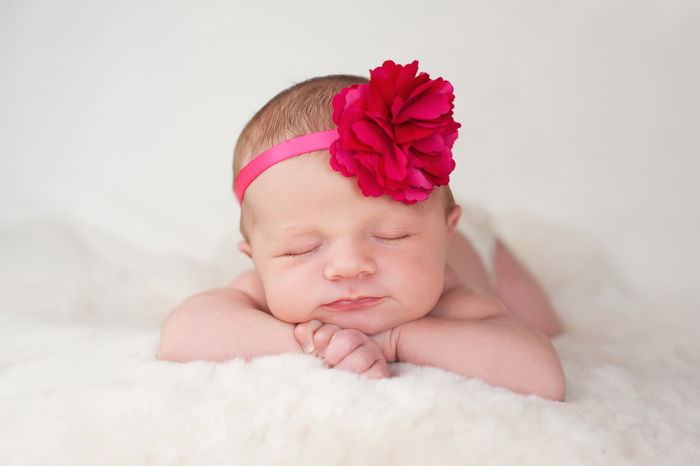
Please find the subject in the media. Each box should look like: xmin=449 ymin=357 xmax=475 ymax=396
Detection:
xmin=446 ymin=229 xmax=494 ymax=295
xmin=431 ymin=279 xmax=508 ymax=321
xmin=229 ymin=269 xmax=268 ymax=312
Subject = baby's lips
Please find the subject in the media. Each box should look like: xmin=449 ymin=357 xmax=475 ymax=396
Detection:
xmin=323 ymin=296 xmax=384 ymax=311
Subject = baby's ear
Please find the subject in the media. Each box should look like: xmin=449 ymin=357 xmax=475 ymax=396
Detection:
xmin=447 ymin=204 xmax=462 ymax=235
xmin=237 ymin=241 xmax=252 ymax=258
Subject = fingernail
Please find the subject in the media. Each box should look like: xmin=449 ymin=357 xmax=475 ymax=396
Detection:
xmin=303 ymin=343 xmax=315 ymax=354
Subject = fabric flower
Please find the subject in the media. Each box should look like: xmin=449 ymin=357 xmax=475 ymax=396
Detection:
xmin=329 ymin=60 xmax=460 ymax=204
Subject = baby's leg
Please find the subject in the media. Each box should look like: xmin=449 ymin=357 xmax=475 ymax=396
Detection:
xmin=492 ymin=240 xmax=563 ymax=337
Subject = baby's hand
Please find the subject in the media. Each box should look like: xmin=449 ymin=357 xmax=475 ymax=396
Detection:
xmin=294 ymin=320 xmax=391 ymax=379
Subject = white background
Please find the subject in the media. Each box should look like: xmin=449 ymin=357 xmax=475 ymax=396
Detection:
xmin=1 ymin=0 xmax=698 ymax=303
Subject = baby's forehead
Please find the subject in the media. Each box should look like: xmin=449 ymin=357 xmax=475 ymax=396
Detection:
xmin=248 ymin=151 xmax=330 ymax=188
xmin=266 ymin=201 xmax=419 ymax=227
xmin=241 ymin=153 xmax=448 ymax=237
xmin=252 ymin=194 xmax=440 ymax=243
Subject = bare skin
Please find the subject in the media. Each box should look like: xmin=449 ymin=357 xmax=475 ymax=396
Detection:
xmin=293 ymin=230 xmax=564 ymax=393
xmin=447 ymin=231 xmax=563 ymax=338
xmin=157 ymin=157 xmax=565 ymax=400
xmin=158 ymin=227 xmax=564 ymax=399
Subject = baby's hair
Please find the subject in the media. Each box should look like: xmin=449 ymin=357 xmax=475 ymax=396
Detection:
xmin=233 ymin=74 xmax=456 ymax=240
xmin=233 ymin=75 xmax=368 ymax=179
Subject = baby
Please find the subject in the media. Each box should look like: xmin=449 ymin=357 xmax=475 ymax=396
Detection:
xmin=157 ymin=60 xmax=565 ymax=401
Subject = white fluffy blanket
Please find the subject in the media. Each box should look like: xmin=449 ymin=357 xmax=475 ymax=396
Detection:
xmin=1 ymin=217 xmax=698 ymax=466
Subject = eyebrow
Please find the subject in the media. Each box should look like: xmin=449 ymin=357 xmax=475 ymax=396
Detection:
xmin=261 ymin=205 xmax=425 ymax=241
xmin=264 ymin=224 xmax=321 ymax=241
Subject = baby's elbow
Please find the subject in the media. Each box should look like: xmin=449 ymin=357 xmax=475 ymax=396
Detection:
xmin=156 ymin=299 xmax=200 ymax=362
xmin=155 ymin=341 xmax=176 ymax=362
xmin=536 ymin=360 xmax=566 ymax=401
xmin=529 ymin=338 xmax=566 ymax=401
xmin=156 ymin=314 xmax=184 ymax=362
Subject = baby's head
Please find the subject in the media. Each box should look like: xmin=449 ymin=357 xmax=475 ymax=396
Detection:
xmin=233 ymin=61 xmax=461 ymax=334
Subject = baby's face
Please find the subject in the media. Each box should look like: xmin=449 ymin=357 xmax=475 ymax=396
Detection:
xmin=241 ymin=155 xmax=459 ymax=335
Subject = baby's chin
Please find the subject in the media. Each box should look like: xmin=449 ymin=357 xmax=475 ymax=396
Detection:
xmin=342 ymin=320 xmax=393 ymax=336
xmin=318 ymin=309 xmax=431 ymax=336
xmin=268 ymin=301 xmax=434 ymax=335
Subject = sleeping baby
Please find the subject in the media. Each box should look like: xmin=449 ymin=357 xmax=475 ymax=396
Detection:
xmin=157 ymin=60 xmax=565 ymax=401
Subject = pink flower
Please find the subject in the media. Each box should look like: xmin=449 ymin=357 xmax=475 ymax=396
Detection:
xmin=329 ymin=60 xmax=460 ymax=204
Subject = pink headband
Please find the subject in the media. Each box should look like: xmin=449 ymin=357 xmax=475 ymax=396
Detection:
xmin=234 ymin=60 xmax=460 ymax=205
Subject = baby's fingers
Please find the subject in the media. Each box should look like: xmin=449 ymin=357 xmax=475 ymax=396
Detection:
xmin=311 ymin=323 xmax=341 ymax=358
xmin=294 ymin=320 xmax=324 ymax=353
xmin=323 ymin=329 xmax=365 ymax=366
xmin=333 ymin=344 xmax=390 ymax=379
xmin=362 ymin=359 xmax=392 ymax=379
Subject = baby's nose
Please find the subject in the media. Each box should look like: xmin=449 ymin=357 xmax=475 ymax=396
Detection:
xmin=323 ymin=239 xmax=376 ymax=280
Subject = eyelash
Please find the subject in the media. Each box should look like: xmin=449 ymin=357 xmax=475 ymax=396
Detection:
xmin=376 ymin=234 xmax=410 ymax=243
xmin=283 ymin=246 xmax=320 ymax=258
xmin=282 ymin=235 xmax=410 ymax=258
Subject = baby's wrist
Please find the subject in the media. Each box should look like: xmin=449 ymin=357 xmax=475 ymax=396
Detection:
xmin=389 ymin=317 xmax=431 ymax=362
xmin=376 ymin=326 xmax=400 ymax=363
xmin=389 ymin=326 xmax=402 ymax=363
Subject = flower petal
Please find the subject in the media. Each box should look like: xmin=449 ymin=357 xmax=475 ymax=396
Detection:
xmin=395 ymin=93 xmax=452 ymax=122
xmin=330 ymin=60 xmax=459 ymax=205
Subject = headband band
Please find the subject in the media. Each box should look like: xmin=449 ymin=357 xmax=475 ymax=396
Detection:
xmin=234 ymin=130 xmax=338 ymax=203
xmin=234 ymin=60 xmax=460 ymax=205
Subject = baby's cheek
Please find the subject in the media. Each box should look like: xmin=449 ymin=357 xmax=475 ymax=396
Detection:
xmin=408 ymin=282 xmax=443 ymax=317
xmin=264 ymin=277 xmax=311 ymax=324
xmin=399 ymin=255 xmax=445 ymax=313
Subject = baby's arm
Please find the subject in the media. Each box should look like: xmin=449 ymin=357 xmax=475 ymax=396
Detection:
xmin=393 ymin=289 xmax=566 ymax=400
xmin=156 ymin=270 xmax=301 ymax=362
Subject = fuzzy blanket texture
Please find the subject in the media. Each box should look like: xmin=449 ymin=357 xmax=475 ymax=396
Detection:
xmin=1 ymin=216 xmax=698 ymax=466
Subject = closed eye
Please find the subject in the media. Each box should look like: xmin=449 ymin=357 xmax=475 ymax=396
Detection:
xmin=376 ymin=234 xmax=410 ymax=243
xmin=282 ymin=245 xmax=320 ymax=258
